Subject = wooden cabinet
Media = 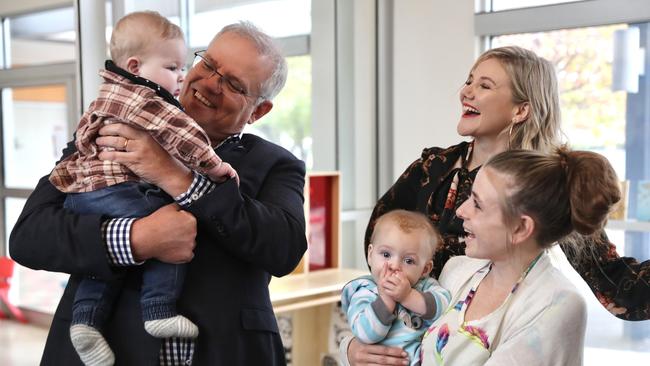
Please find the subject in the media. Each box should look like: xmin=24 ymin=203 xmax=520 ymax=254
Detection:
xmin=292 ymin=172 xmax=341 ymax=274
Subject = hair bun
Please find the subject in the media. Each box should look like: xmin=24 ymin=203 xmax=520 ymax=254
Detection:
xmin=560 ymin=148 xmax=621 ymax=235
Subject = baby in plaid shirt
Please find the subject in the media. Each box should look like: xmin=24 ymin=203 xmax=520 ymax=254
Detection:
xmin=49 ymin=11 xmax=235 ymax=366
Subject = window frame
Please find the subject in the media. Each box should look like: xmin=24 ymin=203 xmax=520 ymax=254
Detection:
xmin=0 ymin=62 xmax=77 ymax=256
xmin=475 ymin=0 xmax=650 ymax=39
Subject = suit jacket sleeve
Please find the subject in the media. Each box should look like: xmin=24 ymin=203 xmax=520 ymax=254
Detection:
xmin=184 ymin=142 xmax=307 ymax=277
xmin=9 ymin=139 xmax=114 ymax=279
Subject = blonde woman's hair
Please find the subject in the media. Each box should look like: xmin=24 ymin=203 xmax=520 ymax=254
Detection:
xmin=473 ymin=46 xmax=561 ymax=153
xmin=110 ymin=11 xmax=184 ymax=67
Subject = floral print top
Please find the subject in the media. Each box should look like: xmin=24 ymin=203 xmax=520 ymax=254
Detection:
xmin=420 ymin=267 xmax=492 ymax=366
xmin=420 ymin=253 xmax=586 ymax=366
xmin=365 ymin=141 xmax=650 ymax=321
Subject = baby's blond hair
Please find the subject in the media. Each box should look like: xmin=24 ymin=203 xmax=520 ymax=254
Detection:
xmin=110 ymin=11 xmax=184 ymax=67
xmin=371 ymin=210 xmax=441 ymax=259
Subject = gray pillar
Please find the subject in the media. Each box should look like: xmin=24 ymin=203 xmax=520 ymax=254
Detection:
xmin=623 ymin=22 xmax=650 ymax=339
xmin=75 ymin=0 xmax=106 ymax=114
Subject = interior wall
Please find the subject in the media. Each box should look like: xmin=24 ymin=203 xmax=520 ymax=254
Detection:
xmin=0 ymin=0 xmax=71 ymax=17
xmin=392 ymin=0 xmax=476 ymax=178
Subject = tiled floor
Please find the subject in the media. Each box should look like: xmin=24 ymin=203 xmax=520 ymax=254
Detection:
xmin=0 ymin=319 xmax=48 ymax=366
xmin=1 ymin=318 xmax=649 ymax=365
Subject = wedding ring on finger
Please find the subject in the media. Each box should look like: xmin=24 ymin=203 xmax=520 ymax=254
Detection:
xmin=123 ymin=138 xmax=130 ymax=151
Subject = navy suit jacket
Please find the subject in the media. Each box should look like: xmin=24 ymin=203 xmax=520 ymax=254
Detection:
xmin=10 ymin=133 xmax=307 ymax=365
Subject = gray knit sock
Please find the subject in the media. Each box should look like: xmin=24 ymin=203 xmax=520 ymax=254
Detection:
xmin=70 ymin=324 xmax=115 ymax=366
xmin=144 ymin=315 xmax=199 ymax=338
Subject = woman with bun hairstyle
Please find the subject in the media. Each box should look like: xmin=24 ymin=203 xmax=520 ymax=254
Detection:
xmin=417 ymin=147 xmax=620 ymax=365
xmin=344 ymin=46 xmax=650 ymax=365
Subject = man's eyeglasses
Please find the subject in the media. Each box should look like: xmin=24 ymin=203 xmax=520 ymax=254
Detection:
xmin=192 ymin=50 xmax=264 ymax=100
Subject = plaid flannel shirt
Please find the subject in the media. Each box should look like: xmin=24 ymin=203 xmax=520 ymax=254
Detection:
xmin=49 ymin=60 xmax=222 ymax=193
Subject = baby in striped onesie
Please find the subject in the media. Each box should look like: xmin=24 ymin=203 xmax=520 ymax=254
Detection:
xmin=341 ymin=210 xmax=451 ymax=366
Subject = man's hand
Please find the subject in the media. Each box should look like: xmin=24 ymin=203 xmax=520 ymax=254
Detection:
xmin=347 ymin=338 xmax=409 ymax=366
xmin=96 ymin=123 xmax=193 ymax=197
xmin=381 ymin=270 xmax=412 ymax=303
xmin=130 ymin=203 xmax=197 ymax=263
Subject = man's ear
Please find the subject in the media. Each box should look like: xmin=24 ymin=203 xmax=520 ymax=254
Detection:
xmin=248 ymin=100 xmax=273 ymax=125
xmin=125 ymin=57 xmax=141 ymax=75
xmin=511 ymin=214 xmax=535 ymax=246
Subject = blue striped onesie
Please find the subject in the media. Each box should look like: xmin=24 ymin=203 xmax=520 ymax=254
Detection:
xmin=341 ymin=275 xmax=451 ymax=366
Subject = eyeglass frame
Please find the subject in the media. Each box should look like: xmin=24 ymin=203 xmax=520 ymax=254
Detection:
xmin=192 ymin=50 xmax=266 ymax=100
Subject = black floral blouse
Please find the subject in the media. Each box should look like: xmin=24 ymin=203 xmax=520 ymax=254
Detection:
xmin=364 ymin=141 xmax=650 ymax=321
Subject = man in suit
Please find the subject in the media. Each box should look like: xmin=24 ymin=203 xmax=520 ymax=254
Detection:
xmin=9 ymin=21 xmax=307 ymax=365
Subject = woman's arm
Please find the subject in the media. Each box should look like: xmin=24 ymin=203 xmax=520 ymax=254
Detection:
xmin=342 ymin=337 xmax=409 ymax=366
xmin=560 ymin=231 xmax=650 ymax=321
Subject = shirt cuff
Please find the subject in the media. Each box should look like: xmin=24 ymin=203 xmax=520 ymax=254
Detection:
xmin=175 ymin=171 xmax=216 ymax=208
xmin=371 ymin=297 xmax=397 ymax=325
xmin=102 ymin=218 xmax=143 ymax=266
xmin=421 ymin=291 xmax=438 ymax=319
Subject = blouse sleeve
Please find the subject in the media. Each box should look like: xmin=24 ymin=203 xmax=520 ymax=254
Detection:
xmin=560 ymin=231 xmax=650 ymax=321
xmin=484 ymin=290 xmax=587 ymax=366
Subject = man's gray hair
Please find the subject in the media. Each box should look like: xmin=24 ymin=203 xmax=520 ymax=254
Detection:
xmin=213 ymin=21 xmax=288 ymax=101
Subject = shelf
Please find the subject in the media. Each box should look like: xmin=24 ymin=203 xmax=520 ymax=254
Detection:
xmin=270 ymin=268 xmax=366 ymax=313
xmin=606 ymin=219 xmax=650 ymax=232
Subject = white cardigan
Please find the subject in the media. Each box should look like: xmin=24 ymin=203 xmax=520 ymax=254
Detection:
xmin=431 ymin=252 xmax=587 ymax=366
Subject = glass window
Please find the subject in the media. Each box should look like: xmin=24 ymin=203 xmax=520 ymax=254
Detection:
xmin=121 ymin=0 xmax=181 ymax=26
xmin=189 ymin=0 xmax=311 ymax=48
xmin=491 ymin=24 xmax=650 ymax=363
xmin=5 ymin=7 xmax=76 ymax=68
xmin=4 ymin=197 xmax=25 ymax=253
xmin=5 ymin=197 xmax=68 ymax=314
xmin=104 ymin=1 xmax=179 ymax=53
xmin=247 ymin=55 xmax=312 ymax=168
xmin=492 ymin=25 xmax=627 ymax=178
xmin=189 ymin=0 xmax=313 ymax=168
xmin=488 ymin=0 xmax=582 ymax=12
xmin=2 ymin=85 xmax=69 ymax=189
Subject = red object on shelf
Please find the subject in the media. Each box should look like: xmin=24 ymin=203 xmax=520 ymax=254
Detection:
xmin=0 ymin=257 xmax=28 ymax=323
xmin=308 ymin=176 xmax=333 ymax=271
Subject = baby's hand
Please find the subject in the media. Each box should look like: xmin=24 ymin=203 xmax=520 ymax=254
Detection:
xmin=377 ymin=263 xmax=396 ymax=310
xmin=207 ymin=160 xmax=240 ymax=186
xmin=382 ymin=270 xmax=412 ymax=303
